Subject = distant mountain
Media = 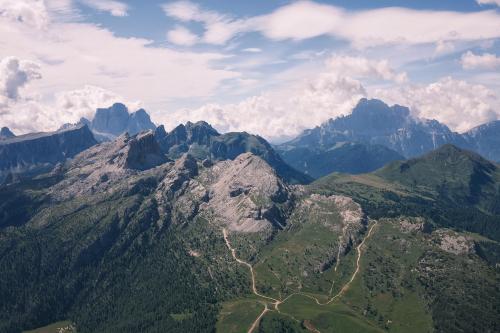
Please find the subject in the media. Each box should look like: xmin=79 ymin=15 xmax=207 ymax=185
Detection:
xmin=155 ymin=121 xmax=312 ymax=184
xmin=64 ymin=103 xmax=156 ymax=141
xmin=464 ymin=120 xmax=500 ymax=162
xmin=278 ymin=141 xmax=404 ymax=178
xmin=0 ymin=125 xmax=97 ymax=183
xmin=277 ymin=98 xmax=500 ymax=178
xmin=0 ymin=127 xmax=15 ymax=139
xmin=281 ymin=98 xmax=468 ymax=158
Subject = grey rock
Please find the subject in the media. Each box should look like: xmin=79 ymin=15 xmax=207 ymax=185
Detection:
xmin=0 ymin=125 xmax=97 ymax=182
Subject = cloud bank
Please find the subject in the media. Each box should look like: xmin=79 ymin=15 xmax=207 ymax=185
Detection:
xmin=163 ymin=1 xmax=500 ymax=48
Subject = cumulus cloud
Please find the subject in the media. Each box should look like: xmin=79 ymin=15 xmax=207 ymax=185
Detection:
xmin=326 ymin=55 xmax=408 ymax=83
xmin=0 ymin=84 xmax=140 ymax=134
xmin=0 ymin=56 xmax=41 ymax=102
xmin=0 ymin=0 xmax=239 ymax=118
xmin=461 ymin=51 xmax=500 ymax=70
xmin=55 ymin=85 xmax=141 ymax=122
xmin=165 ymin=73 xmax=366 ymax=141
xmin=0 ymin=0 xmax=50 ymax=29
xmin=79 ymin=0 xmax=129 ymax=17
xmin=163 ymin=1 xmax=500 ymax=48
xmin=373 ymin=77 xmax=500 ymax=133
xmin=167 ymin=25 xmax=199 ymax=46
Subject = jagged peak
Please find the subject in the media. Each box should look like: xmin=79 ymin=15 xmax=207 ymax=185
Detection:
xmin=0 ymin=127 xmax=15 ymax=139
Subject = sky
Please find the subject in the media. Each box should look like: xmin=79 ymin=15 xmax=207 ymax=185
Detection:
xmin=0 ymin=0 xmax=500 ymax=142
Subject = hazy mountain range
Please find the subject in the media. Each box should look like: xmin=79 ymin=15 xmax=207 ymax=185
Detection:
xmin=2 ymin=98 xmax=500 ymax=183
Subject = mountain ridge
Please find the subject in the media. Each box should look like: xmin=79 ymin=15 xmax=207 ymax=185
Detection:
xmin=277 ymin=98 xmax=500 ymax=179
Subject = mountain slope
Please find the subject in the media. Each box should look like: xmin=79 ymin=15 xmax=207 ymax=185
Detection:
xmin=313 ymin=144 xmax=500 ymax=241
xmin=465 ymin=120 xmax=500 ymax=162
xmin=156 ymin=121 xmax=312 ymax=184
xmin=1 ymin=140 xmax=499 ymax=333
xmin=0 ymin=125 xmax=97 ymax=184
xmin=278 ymin=141 xmax=404 ymax=178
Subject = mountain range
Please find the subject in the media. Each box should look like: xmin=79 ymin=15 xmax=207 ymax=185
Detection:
xmin=1 ymin=139 xmax=499 ymax=333
xmin=277 ymin=98 xmax=500 ymax=178
xmin=1 ymin=99 xmax=500 ymax=333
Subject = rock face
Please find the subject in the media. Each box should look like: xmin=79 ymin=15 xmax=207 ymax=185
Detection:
xmin=49 ymin=131 xmax=167 ymax=200
xmin=0 ymin=127 xmax=15 ymax=139
xmin=0 ymin=125 xmax=97 ymax=183
xmin=75 ymin=103 xmax=156 ymax=141
xmin=156 ymin=121 xmax=312 ymax=184
xmin=200 ymin=153 xmax=293 ymax=232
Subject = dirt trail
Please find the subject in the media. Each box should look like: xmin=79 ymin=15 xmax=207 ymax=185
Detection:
xmin=247 ymin=303 xmax=269 ymax=333
xmin=222 ymin=221 xmax=378 ymax=332
xmin=223 ymin=229 xmax=280 ymax=304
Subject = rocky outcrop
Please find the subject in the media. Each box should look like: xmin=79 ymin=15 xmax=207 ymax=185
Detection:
xmin=200 ymin=153 xmax=294 ymax=232
xmin=0 ymin=125 xmax=97 ymax=183
xmin=0 ymin=127 xmax=15 ymax=139
xmin=117 ymin=131 xmax=168 ymax=170
xmin=48 ymin=131 xmax=167 ymax=200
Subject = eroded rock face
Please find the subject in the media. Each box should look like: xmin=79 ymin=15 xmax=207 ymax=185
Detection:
xmin=200 ymin=152 xmax=293 ymax=232
xmin=434 ymin=229 xmax=475 ymax=255
xmin=49 ymin=131 xmax=167 ymax=200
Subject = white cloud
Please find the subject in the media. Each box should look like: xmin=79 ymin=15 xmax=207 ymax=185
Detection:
xmin=434 ymin=40 xmax=455 ymax=56
xmin=0 ymin=0 xmax=50 ymax=29
xmin=242 ymin=48 xmax=262 ymax=53
xmin=0 ymin=84 xmax=141 ymax=134
xmin=163 ymin=1 xmax=500 ymax=48
xmin=0 ymin=0 xmax=239 ymax=133
xmin=477 ymin=0 xmax=500 ymax=6
xmin=165 ymin=73 xmax=366 ymax=141
xmin=167 ymin=25 xmax=199 ymax=46
xmin=55 ymin=85 xmax=141 ymax=122
xmin=162 ymin=0 xmax=249 ymax=45
xmin=326 ymin=55 xmax=408 ymax=83
xmin=0 ymin=56 xmax=41 ymax=101
xmin=461 ymin=51 xmax=500 ymax=70
xmin=79 ymin=0 xmax=128 ymax=17
xmin=373 ymin=77 xmax=500 ymax=133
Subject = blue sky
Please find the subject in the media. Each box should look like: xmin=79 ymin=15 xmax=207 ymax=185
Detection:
xmin=0 ymin=0 xmax=499 ymax=141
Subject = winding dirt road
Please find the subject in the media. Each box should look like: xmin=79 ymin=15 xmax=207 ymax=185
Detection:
xmin=222 ymin=221 xmax=378 ymax=333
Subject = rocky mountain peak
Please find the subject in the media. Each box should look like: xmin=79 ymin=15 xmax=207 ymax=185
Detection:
xmin=120 ymin=131 xmax=167 ymax=170
xmin=203 ymin=152 xmax=293 ymax=232
xmin=0 ymin=127 xmax=15 ymax=139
